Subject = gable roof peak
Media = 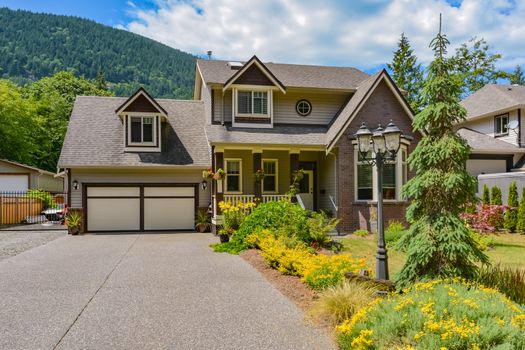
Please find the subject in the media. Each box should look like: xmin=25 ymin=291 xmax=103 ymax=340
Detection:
xmin=222 ymin=55 xmax=286 ymax=93
xmin=115 ymin=87 xmax=168 ymax=115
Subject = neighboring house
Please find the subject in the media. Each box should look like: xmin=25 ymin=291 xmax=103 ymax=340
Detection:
xmin=59 ymin=55 xmax=419 ymax=233
xmin=0 ymin=159 xmax=63 ymax=192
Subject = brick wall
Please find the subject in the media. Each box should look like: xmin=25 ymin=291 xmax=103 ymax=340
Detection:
xmin=335 ymin=79 xmax=421 ymax=233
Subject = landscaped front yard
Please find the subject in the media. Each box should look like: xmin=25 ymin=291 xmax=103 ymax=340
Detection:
xmin=339 ymin=232 xmax=525 ymax=276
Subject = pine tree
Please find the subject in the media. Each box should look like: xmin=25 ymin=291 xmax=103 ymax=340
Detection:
xmin=509 ymin=65 xmax=525 ymax=85
xmin=482 ymin=184 xmax=490 ymax=204
xmin=517 ymin=188 xmax=525 ymax=232
xmin=504 ymin=182 xmax=518 ymax=232
xmin=95 ymin=69 xmax=108 ymax=91
xmin=491 ymin=186 xmax=502 ymax=205
xmin=395 ymin=17 xmax=488 ymax=288
xmin=387 ymin=33 xmax=424 ymax=111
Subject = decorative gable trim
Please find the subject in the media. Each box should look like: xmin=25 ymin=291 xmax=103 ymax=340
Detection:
xmin=326 ymin=69 xmax=415 ymax=153
xmin=115 ymin=87 xmax=168 ymax=116
xmin=223 ymin=55 xmax=286 ymax=94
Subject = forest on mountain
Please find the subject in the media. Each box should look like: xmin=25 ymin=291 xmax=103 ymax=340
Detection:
xmin=0 ymin=7 xmax=196 ymax=99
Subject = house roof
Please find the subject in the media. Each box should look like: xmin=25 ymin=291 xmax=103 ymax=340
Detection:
xmin=222 ymin=56 xmax=286 ymax=93
xmin=115 ymin=87 xmax=168 ymax=115
xmin=58 ymin=96 xmax=210 ymax=168
xmin=461 ymin=84 xmax=525 ymax=120
xmin=0 ymin=159 xmax=57 ymax=176
xmin=197 ymin=59 xmax=370 ymax=90
xmin=457 ymin=127 xmax=524 ymax=153
xmin=205 ymin=124 xmax=327 ymax=146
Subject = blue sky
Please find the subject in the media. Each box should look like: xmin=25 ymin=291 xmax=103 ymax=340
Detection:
xmin=1 ymin=0 xmax=524 ymax=72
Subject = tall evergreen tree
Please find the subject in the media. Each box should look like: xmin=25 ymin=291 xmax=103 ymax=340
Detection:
xmin=491 ymin=186 xmax=502 ymax=205
xmin=396 ymin=17 xmax=488 ymax=288
xmin=517 ymin=188 xmax=525 ymax=232
xmin=509 ymin=65 xmax=525 ymax=85
xmin=481 ymin=184 xmax=490 ymax=204
xmin=387 ymin=33 xmax=424 ymax=111
xmin=504 ymin=182 xmax=518 ymax=232
xmin=95 ymin=70 xmax=108 ymax=91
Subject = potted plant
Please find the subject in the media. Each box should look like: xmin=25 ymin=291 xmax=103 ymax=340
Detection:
xmin=218 ymin=227 xmax=232 ymax=243
xmin=202 ymin=169 xmax=214 ymax=180
xmin=195 ymin=210 xmax=211 ymax=233
xmin=253 ymin=169 xmax=266 ymax=184
xmin=65 ymin=211 xmax=82 ymax=235
xmin=213 ymin=168 xmax=226 ymax=180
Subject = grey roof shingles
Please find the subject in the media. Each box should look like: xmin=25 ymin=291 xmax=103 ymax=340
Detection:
xmin=197 ymin=59 xmax=370 ymax=90
xmin=457 ymin=127 xmax=521 ymax=152
xmin=461 ymin=84 xmax=525 ymax=119
xmin=58 ymin=96 xmax=210 ymax=168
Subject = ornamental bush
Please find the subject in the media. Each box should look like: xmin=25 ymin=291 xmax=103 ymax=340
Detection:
xmin=517 ymin=188 xmax=525 ymax=232
xmin=481 ymin=184 xmax=490 ymax=205
xmin=491 ymin=185 xmax=503 ymax=205
xmin=504 ymin=182 xmax=518 ymax=232
xmin=337 ymin=280 xmax=525 ymax=350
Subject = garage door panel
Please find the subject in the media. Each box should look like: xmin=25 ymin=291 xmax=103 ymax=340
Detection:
xmin=87 ymin=198 xmax=140 ymax=231
xmin=144 ymin=198 xmax=195 ymax=230
xmin=0 ymin=175 xmax=29 ymax=192
xmin=87 ymin=187 xmax=140 ymax=197
xmin=144 ymin=187 xmax=194 ymax=197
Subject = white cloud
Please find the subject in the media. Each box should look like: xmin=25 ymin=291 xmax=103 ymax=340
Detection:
xmin=124 ymin=0 xmax=525 ymax=70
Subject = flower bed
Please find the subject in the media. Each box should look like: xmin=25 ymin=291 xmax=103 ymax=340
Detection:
xmin=336 ymin=279 xmax=525 ymax=350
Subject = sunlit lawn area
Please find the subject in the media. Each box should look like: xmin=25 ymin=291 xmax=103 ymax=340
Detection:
xmin=339 ymin=233 xmax=525 ymax=277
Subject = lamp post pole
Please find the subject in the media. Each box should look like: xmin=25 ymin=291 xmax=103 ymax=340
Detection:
xmin=354 ymin=121 xmax=402 ymax=281
xmin=375 ymin=152 xmax=389 ymax=280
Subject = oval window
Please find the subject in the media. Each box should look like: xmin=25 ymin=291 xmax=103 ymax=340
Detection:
xmin=296 ymin=99 xmax=312 ymax=116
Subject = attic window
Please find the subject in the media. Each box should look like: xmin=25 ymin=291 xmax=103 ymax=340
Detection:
xmin=129 ymin=116 xmax=156 ymax=145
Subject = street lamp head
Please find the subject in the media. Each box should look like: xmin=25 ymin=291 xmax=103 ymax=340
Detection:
xmin=354 ymin=122 xmax=373 ymax=154
xmin=383 ymin=120 xmax=402 ymax=154
xmin=372 ymin=124 xmax=386 ymax=154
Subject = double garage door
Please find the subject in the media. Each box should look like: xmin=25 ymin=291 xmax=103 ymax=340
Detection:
xmin=85 ymin=185 xmax=196 ymax=232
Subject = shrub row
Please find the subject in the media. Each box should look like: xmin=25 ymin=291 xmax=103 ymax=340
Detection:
xmin=247 ymin=230 xmax=367 ymax=290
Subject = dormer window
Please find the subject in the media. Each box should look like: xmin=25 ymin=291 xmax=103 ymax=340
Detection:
xmin=238 ymin=91 xmax=268 ymax=115
xmin=130 ymin=116 xmax=155 ymax=144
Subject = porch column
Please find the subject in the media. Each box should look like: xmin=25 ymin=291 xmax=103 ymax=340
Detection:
xmin=290 ymin=152 xmax=300 ymax=184
xmin=253 ymin=151 xmax=262 ymax=202
xmin=214 ymin=151 xmax=224 ymax=214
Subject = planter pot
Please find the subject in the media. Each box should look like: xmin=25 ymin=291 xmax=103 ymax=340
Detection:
xmin=68 ymin=226 xmax=80 ymax=235
xmin=219 ymin=234 xmax=230 ymax=243
xmin=196 ymin=224 xmax=209 ymax=233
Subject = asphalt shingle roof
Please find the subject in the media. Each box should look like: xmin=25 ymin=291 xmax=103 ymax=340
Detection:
xmin=197 ymin=59 xmax=370 ymax=90
xmin=461 ymin=84 xmax=525 ymax=119
xmin=58 ymin=96 xmax=210 ymax=168
xmin=457 ymin=127 xmax=521 ymax=152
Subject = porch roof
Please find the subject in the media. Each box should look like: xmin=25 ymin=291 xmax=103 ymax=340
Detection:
xmin=205 ymin=124 xmax=327 ymax=146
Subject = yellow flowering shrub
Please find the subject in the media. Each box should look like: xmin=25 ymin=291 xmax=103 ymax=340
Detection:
xmin=217 ymin=200 xmax=256 ymax=233
xmin=337 ymin=280 xmax=525 ymax=349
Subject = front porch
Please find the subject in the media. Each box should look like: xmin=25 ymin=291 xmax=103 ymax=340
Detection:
xmin=210 ymin=145 xmax=339 ymax=221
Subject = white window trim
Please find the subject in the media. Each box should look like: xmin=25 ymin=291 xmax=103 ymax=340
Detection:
xmin=124 ymin=112 xmax=161 ymax=152
xmin=261 ymin=159 xmax=279 ymax=194
xmin=353 ymin=145 xmax=408 ymax=203
xmin=225 ymin=158 xmax=243 ymax=194
xmin=494 ymin=113 xmax=509 ymax=136
xmin=232 ymin=87 xmax=273 ymax=128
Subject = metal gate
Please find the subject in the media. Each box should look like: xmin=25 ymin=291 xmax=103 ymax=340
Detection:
xmin=0 ymin=190 xmax=68 ymax=230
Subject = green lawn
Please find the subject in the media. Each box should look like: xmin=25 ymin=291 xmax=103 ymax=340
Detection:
xmin=338 ymin=233 xmax=525 ymax=277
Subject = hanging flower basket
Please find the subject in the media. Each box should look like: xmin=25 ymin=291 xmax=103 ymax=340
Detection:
xmin=213 ymin=168 xmax=226 ymax=180
xmin=202 ymin=169 xmax=214 ymax=180
xmin=253 ymin=169 xmax=266 ymax=184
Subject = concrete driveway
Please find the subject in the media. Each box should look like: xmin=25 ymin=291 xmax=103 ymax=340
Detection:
xmin=0 ymin=233 xmax=334 ymax=350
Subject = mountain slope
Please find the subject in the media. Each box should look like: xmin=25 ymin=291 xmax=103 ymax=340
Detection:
xmin=0 ymin=8 xmax=196 ymax=98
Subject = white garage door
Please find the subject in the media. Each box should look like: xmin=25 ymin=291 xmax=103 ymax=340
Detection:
xmin=86 ymin=185 xmax=195 ymax=232
xmin=0 ymin=175 xmax=29 ymax=192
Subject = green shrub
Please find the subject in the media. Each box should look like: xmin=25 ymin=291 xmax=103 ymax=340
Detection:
xmin=517 ymin=188 xmax=525 ymax=233
xmin=353 ymin=229 xmax=369 ymax=237
xmin=26 ymin=189 xmax=56 ymax=208
xmin=302 ymin=254 xmax=368 ymax=290
xmin=307 ymin=211 xmax=339 ymax=248
xmin=469 ymin=230 xmax=495 ymax=251
xmin=491 ymin=185 xmax=503 ymax=205
xmin=337 ymin=280 xmax=525 ymax=350
xmin=504 ymin=182 xmax=519 ymax=232
xmin=385 ymin=220 xmax=406 ymax=246
xmin=481 ymin=184 xmax=490 ymax=205
xmin=311 ymin=280 xmax=378 ymax=325
xmin=476 ymin=264 xmax=525 ymax=305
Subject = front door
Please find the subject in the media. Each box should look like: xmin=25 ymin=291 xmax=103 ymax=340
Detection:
xmin=298 ymin=170 xmax=314 ymax=211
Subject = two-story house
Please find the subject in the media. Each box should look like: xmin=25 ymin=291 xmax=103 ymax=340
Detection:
xmin=59 ymin=55 xmax=419 ymax=234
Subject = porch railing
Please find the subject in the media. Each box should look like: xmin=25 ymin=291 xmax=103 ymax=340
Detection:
xmin=222 ymin=194 xmax=291 ymax=206
xmin=262 ymin=194 xmax=291 ymax=203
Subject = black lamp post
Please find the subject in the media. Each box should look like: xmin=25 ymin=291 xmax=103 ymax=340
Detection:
xmin=354 ymin=121 xmax=402 ymax=280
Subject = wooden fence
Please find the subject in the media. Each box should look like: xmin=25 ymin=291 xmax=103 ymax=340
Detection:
xmin=0 ymin=196 xmax=44 ymax=225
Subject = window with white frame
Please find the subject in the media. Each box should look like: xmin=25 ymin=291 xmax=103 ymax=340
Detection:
xmin=495 ymin=114 xmax=509 ymax=136
xmin=225 ymin=159 xmax=242 ymax=193
xmin=129 ymin=116 xmax=155 ymax=144
xmin=262 ymin=159 xmax=278 ymax=193
xmin=237 ymin=90 xmax=268 ymax=115
xmin=355 ymin=146 xmax=408 ymax=201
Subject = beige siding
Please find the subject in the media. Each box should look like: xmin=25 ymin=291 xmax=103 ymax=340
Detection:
xmin=212 ymin=89 xmax=232 ymax=123
xmin=462 ymin=110 xmax=519 ymax=146
xmin=273 ymin=90 xmax=350 ymax=125
xmin=36 ymin=174 xmax=64 ymax=192
xmin=69 ymin=168 xmax=210 ymax=208
xmin=201 ymin=84 xmax=212 ymax=123
xmin=467 ymin=159 xmax=507 ymax=177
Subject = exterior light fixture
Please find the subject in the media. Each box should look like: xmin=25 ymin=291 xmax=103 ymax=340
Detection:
xmin=72 ymin=180 xmax=80 ymax=190
xmin=201 ymin=180 xmax=208 ymax=190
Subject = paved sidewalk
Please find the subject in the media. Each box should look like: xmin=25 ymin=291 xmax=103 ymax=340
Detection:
xmin=0 ymin=233 xmax=334 ymax=350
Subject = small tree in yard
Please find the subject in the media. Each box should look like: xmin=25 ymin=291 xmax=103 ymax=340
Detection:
xmin=504 ymin=182 xmax=518 ymax=232
xmin=395 ymin=18 xmax=488 ymax=288
xmin=482 ymin=184 xmax=490 ymax=204
xmin=517 ymin=188 xmax=525 ymax=233
xmin=491 ymin=186 xmax=502 ymax=205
